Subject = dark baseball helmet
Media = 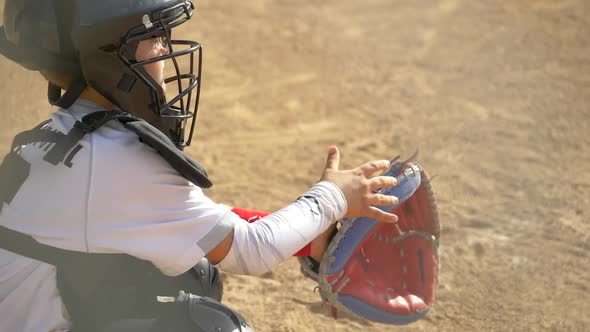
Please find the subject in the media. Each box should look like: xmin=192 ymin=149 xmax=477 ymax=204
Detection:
xmin=0 ymin=0 xmax=203 ymax=149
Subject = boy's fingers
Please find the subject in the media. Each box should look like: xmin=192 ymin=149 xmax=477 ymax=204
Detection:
xmin=367 ymin=194 xmax=399 ymax=207
xmin=367 ymin=207 xmax=398 ymax=223
xmin=324 ymin=146 xmax=340 ymax=172
xmin=369 ymin=176 xmax=397 ymax=191
xmin=359 ymin=160 xmax=390 ymax=177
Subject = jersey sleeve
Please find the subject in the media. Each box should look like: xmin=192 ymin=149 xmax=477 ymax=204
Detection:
xmin=86 ymin=125 xmax=235 ymax=276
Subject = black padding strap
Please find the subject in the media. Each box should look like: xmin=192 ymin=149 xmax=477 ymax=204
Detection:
xmin=0 ymin=153 xmax=30 ymax=211
xmin=10 ymin=120 xmax=53 ymax=147
xmin=124 ymin=121 xmax=212 ymax=188
xmin=0 ymin=120 xmax=55 ymax=213
xmin=0 ymin=223 xmax=170 ymax=289
xmin=48 ymin=80 xmax=87 ymax=108
xmin=0 ymin=225 xmax=83 ymax=266
xmin=38 ymin=110 xmax=211 ymax=188
xmin=0 ymin=224 xmax=172 ymax=330
xmin=0 ymin=223 xmax=165 ymax=296
xmin=43 ymin=110 xmax=133 ymax=165
xmin=6 ymin=110 xmax=211 ymax=188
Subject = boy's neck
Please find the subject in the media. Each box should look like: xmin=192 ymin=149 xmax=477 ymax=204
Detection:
xmin=79 ymin=86 xmax=118 ymax=110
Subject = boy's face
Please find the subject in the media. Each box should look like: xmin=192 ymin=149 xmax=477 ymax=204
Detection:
xmin=136 ymin=37 xmax=170 ymax=91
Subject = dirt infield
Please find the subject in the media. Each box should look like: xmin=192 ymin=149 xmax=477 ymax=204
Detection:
xmin=1 ymin=0 xmax=589 ymax=331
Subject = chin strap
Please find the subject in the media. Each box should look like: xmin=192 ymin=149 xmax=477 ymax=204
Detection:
xmin=48 ymin=80 xmax=87 ymax=109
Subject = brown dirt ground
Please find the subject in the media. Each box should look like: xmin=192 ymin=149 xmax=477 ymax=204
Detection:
xmin=1 ymin=0 xmax=589 ymax=331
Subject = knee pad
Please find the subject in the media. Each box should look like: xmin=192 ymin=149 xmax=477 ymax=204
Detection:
xmin=101 ymin=293 xmax=253 ymax=332
xmin=178 ymin=258 xmax=223 ymax=301
xmin=172 ymin=291 xmax=253 ymax=332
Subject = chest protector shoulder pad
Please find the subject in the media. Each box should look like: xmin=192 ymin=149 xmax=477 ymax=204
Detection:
xmin=43 ymin=110 xmax=212 ymax=188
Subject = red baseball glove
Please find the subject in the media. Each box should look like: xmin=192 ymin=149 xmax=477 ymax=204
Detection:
xmin=299 ymin=161 xmax=440 ymax=325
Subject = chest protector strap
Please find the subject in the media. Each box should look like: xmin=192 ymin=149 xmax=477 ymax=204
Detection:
xmin=42 ymin=110 xmax=212 ymax=188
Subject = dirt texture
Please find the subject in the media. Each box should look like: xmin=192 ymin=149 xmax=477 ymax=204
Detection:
xmin=1 ymin=0 xmax=589 ymax=331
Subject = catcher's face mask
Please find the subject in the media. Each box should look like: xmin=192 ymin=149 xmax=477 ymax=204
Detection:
xmin=118 ymin=2 xmax=203 ymax=148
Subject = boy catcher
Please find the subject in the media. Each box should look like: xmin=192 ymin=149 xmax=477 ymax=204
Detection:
xmin=0 ymin=1 xmax=415 ymax=331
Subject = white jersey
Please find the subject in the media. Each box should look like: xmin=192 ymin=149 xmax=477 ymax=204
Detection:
xmin=0 ymin=100 xmax=235 ymax=331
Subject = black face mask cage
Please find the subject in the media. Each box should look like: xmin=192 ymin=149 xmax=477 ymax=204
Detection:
xmin=118 ymin=1 xmax=202 ymax=148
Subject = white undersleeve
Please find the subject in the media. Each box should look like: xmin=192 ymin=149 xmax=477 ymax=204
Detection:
xmin=217 ymin=181 xmax=347 ymax=275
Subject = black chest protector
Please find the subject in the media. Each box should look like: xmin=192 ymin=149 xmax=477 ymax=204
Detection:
xmin=0 ymin=111 xmax=221 ymax=331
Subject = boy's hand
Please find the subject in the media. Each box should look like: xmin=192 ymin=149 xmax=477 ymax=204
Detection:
xmin=320 ymin=146 xmax=399 ymax=223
